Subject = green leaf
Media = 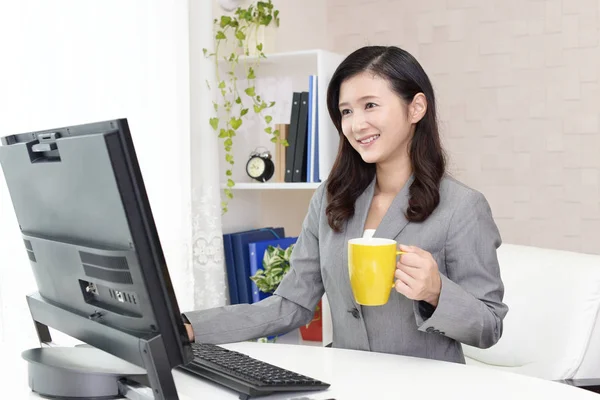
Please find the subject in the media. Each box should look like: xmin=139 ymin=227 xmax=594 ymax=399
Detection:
xmin=230 ymin=117 xmax=242 ymax=130
xmin=228 ymin=129 xmax=236 ymax=137
xmin=240 ymin=108 xmax=249 ymax=116
xmin=260 ymin=15 xmax=272 ymax=26
xmin=226 ymin=169 xmax=232 ymax=176
xmin=264 ymin=127 xmax=272 ymax=134
xmin=226 ymin=190 xmax=233 ymax=199
xmin=213 ymin=102 xmax=218 ymax=112
xmin=235 ymin=30 xmax=246 ymax=40
xmin=202 ymin=48 xmax=208 ymax=56
xmin=270 ymin=137 xmax=278 ymax=143
xmin=256 ymin=43 xmax=263 ymax=52
xmin=227 ymin=179 xmax=235 ymax=188
xmin=265 ymin=115 xmax=272 ymax=124
xmin=225 ymin=154 xmax=234 ymax=164
xmin=210 ymin=118 xmax=219 ymax=131
xmin=245 ymin=87 xmax=256 ymax=97
xmin=219 ymin=15 xmax=232 ymax=28
xmin=284 ymin=245 xmax=294 ymax=260
xmin=216 ymin=31 xmax=226 ymax=40
xmin=247 ymin=67 xmax=256 ymax=80
xmin=224 ymin=138 xmax=233 ymax=147
xmin=218 ymin=129 xmax=228 ymax=138
xmin=269 ymin=101 xmax=275 ymax=107
xmin=235 ymin=96 xmax=242 ymax=104
xmin=282 ymin=139 xmax=289 ymax=146
xmin=218 ymin=81 xmax=226 ymax=89
xmin=254 ymin=104 xmax=261 ymax=113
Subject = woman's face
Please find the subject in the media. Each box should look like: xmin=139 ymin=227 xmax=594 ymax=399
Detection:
xmin=338 ymin=71 xmax=425 ymax=165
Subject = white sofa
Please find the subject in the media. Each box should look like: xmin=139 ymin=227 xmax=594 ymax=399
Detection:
xmin=464 ymin=243 xmax=600 ymax=382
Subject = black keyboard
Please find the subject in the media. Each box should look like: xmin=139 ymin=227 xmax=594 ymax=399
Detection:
xmin=179 ymin=343 xmax=330 ymax=399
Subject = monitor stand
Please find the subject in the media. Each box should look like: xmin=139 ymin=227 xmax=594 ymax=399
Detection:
xmin=22 ymin=345 xmax=150 ymax=400
xmin=22 ymin=292 xmax=181 ymax=400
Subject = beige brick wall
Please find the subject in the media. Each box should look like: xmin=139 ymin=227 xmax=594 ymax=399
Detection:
xmin=326 ymin=0 xmax=600 ymax=254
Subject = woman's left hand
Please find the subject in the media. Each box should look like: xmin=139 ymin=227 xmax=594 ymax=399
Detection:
xmin=394 ymin=244 xmax=442 ymax=307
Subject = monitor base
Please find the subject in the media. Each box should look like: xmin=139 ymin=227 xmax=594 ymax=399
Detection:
xmin=22 ymin=346 xmax=148 ymax=399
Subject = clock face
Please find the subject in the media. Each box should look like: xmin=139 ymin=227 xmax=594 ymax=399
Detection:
xmin=247 ymin=157 xmax=266 ymax=178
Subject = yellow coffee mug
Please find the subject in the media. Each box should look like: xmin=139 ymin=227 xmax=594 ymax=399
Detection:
xmin=348 ymin=238 xmax=404 ymax=306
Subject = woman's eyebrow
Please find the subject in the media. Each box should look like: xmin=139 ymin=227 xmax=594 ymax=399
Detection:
xmin=339 ymin=95 xmax=380 ymax=108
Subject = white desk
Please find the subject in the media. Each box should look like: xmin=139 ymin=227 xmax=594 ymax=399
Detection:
xmin=2 ymin=341 xmax=599 ymax=400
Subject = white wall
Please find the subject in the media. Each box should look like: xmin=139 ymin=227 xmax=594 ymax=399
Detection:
xmin=0 ymin=0 xmax=193 ymax=347
xmin=325 ymin=0 xmax=600 ymax=255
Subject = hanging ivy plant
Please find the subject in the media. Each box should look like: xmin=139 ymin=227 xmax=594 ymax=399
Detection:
xmin=203 ymin=0 xmax=286 ymax=214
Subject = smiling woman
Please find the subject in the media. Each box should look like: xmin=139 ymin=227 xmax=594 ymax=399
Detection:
xmin=182 ymin=45 xmax=507 ymax=367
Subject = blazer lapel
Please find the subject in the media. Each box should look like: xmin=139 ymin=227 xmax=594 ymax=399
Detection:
xmin=344 ymin=177 xmax=377 ymax=242
xmin=373 ymin=174 xmax=413 ymax=240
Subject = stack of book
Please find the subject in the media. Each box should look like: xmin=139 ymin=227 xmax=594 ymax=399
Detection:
xmin=222 ymin=226 xmax=297 ymax=305
xmin=273 ymin=75 xmax=320 ymax=183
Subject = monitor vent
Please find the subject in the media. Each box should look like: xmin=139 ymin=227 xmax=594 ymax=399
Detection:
xmin=109 ymin=289 xmax=137 ymax=304
xmin=83 ymin=264 xmax=133 ymax=285
xmin=79 ymin=252 xmax=129 ymax=270
xmin=24 ymin=240 xmax=36 ymax=262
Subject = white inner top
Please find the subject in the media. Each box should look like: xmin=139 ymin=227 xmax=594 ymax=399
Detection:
xmin=349 ymin=232 xmax=395 ymax=246
xmin=363 ymin=229 xmax=375 ymax=239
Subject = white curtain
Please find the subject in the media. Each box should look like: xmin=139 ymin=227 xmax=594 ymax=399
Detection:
xmin=189 ymin=0 xmax=229 ymax=310
xmin=0 ymin=0 xmax=227 ymax=348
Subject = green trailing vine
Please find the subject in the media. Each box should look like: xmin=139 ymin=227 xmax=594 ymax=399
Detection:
xmin=203 ymin=0 xmax=286 ymax=214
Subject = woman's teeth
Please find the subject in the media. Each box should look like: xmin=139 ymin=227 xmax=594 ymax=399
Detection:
xmin=359 ymin=134 xmax=380 ymax=144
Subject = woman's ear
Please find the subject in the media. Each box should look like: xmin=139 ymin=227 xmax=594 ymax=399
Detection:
xmin=409 ymin=93 xmax=427 ymax=124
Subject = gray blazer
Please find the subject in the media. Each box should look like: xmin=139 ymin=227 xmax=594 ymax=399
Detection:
xmin=183 ymin=174 xmax=508 ymax=364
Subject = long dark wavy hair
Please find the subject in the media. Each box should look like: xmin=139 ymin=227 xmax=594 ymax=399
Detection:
xmin=325 ymin=45 xmax=446 ymax=233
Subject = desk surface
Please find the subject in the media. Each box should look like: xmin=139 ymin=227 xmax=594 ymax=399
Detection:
xmin=2 ymin=341 xmax=599 ymax=400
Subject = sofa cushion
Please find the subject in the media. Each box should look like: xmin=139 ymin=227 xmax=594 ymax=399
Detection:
xmin=462 ymin=244 xmax=600 ymax=380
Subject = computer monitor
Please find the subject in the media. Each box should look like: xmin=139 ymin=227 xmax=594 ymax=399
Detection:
xmin=0 ymin=119 xmax=193 ymax=399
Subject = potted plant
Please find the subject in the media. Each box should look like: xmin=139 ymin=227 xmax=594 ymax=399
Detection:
xmin=203 ymin=0 xmax=286 ymax=214
xmin=250 ymin=244 xmax=322 ymax=342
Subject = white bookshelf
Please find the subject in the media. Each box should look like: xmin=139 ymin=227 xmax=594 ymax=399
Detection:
xmin=218 ymin=48 xmax=346 ymax=234
xmin=217 ymin=49 xmax=346 ymax=189
xmin=217 ymin=49 xmax=344 ymax=348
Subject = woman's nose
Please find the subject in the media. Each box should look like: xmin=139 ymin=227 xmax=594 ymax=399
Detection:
xmin=352 ymin=112 xmax=368 ymax=134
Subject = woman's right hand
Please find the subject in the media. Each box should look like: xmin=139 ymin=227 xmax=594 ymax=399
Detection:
xmin=184 ymin=323 xmax=195 ymax=342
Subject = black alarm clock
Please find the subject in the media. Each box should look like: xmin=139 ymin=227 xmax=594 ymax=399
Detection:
xmin=245 ymin=149 xmax=274 ymax=182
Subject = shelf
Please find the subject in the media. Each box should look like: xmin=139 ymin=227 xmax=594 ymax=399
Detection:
xmin=221 ymin=182 xmax=322 ymax=190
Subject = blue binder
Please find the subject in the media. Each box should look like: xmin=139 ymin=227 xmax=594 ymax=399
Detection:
xmin=231 ymin=227 xmax=285 ymax=304
xmin=222 ymin=233 xmax=240 ymax=304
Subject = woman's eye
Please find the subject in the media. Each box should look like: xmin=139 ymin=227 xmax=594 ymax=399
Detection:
xmin=365 ymin=102 xmax=377 ymax=109
xmin=341 ymin=109 xmax=351 ymax=115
